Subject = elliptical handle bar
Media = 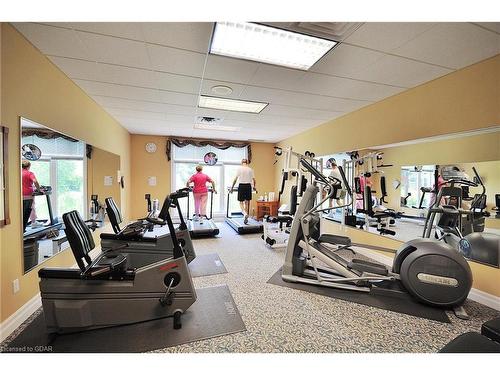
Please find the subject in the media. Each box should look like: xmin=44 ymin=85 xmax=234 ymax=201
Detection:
xmin=472 ymin=167 xmax=485 ymax=191
xmin=299 ymin=158 xmax=329 ymax=185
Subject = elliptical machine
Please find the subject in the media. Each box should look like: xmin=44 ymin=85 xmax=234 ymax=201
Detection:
xmin=282 ymin=157 xmax=473 ymax=318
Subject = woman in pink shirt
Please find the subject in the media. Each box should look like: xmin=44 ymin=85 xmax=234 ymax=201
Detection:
xmin=186 ymin=165 xmax=217 ymax=221
xmin=22 ymin=160 xmax=40 ymax=232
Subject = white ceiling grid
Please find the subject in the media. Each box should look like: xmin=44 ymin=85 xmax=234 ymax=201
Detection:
xmin=12 ymin=22 xmax=500 ymax=142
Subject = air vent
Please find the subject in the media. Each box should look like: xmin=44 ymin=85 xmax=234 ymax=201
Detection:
xmin=195 ymin=116 xmax=223 ymax=125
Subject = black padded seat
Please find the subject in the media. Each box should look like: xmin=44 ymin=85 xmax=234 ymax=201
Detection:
xmin=38 ymin=268 xmax=82 ymax=279
xmin=482 ymin=317 xmax=500 ymax=343
xmin=439 ymin=332 xmax=500 ymax=353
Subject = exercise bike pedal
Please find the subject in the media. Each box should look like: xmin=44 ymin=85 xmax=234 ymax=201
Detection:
xmin=348 ymin=259 xmax=389 ymax=276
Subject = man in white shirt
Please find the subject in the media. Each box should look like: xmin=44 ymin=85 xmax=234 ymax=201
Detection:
xmin=231 ymin=159 xmax=256 ymax=224
xmin=328 ymin=161 xmax=346 ymax=207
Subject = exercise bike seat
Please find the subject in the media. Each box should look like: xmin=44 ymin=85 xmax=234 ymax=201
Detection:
xmin=482 ymin=317 xmax=500 ymax=343
xmin=318 ymin=234 xmax=351 ymax=246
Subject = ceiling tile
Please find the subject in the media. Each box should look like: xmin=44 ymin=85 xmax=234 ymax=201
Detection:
xmin=248 ymin=65 xmax=307 ymax=91
xmin=473 ymin=22 xmax=500 ymax=34
xmin=345 ymin=22 xmax=436 ymax=52
xmin=147 ymin=44 xmax=206 ymax=76
xmin=105 ymin=107 xmax=166 ymax=121
xmin=49 ymin=56 xmax=159 ymax=88
xmin=93 ymin=96 xmax=195 ymax=115
xmin=394 ymin=23 xmax=500 ymax=69
xmin=13 ymin=23 xmax=89 ymax=60
xmin=299 ymin=73 xmax=405 ymax=101
xmin=155 ymin=71 xmax=201 ymax=93
xmin=204 ymin=54 xmax=260 ymax=84
xmin=76 ymin=31 xmax=151 ymax=69
xmin=310 ymin=44 xmax=385 ymax=78
xmin=99 ymin=63 xmax=158 ymax=88
xmin=241 ymin=86 xmax=371 ymax=112
xmin=42 ymin=22 xmax=146 ymax=40
xmin=74 ymin=80 xmax=162 ymax=102
xmin=353 ymin=55 xmax=453 ymax=87
xmin=157 ymin=91 xmax=199 ymax=106
xmin=140 ymin=23 xmax=213 ymax=53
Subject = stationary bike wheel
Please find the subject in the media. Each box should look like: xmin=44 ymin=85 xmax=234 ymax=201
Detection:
xmin=398 ymin=240 xmax=473 ymax=308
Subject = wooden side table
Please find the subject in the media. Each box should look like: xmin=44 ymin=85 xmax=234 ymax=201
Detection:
xmin=256 ymin=201 xmax=279 ymax=220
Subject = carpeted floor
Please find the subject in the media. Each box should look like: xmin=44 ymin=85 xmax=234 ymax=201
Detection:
xmin=2 ymin=222 xmax=499 ymax=353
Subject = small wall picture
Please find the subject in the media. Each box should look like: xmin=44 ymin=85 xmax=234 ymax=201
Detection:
xmin=204 ymin=152 xmax=218 ymax=166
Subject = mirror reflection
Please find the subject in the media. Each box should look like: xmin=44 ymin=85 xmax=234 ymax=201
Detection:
xmin=21 ymin=118 xmax=121 ymax=273
xmin=321 ymin=131 xmax=500 ymax=268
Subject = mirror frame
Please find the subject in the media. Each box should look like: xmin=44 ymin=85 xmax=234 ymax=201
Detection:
xmin=0 ymin=125 xmax=10 ymax=227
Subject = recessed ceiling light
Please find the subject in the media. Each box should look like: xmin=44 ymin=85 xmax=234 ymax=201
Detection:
xmin=210 ymin=22 xmax=337 ymax=70
xmin=194 ymin=123 xmax=241 ymax=132
xmin=198 ymin=95 xmax=268 ymax=114
xmin=211 ymin=85 xmax=233 ymax=96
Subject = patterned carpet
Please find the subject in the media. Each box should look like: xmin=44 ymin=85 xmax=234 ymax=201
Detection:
xmin=2 ymin=222 xmax=499 ymax=353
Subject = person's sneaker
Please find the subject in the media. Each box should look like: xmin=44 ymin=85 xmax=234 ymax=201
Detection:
xmin=244 ymin=214 xmax=249 ymax=225
xmin=193 ymin=215 xmax=199 ymax=221
xmin=200 ymin=216 xmax=204 ymax=224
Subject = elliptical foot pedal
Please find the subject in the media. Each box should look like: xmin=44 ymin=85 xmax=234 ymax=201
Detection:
xmin=348 ymin=259 xmax=389 ymax=276
xmin=318 ymin=234 xmax=351 ymax=246
xmin=173 ymin=311 xmax=182 ymax=330
xmin=453 ymin=305 xmax=470 ymax=320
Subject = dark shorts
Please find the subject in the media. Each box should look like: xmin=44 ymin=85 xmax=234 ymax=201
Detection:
xmin=237 ymin=183 xmax=252 ymax=202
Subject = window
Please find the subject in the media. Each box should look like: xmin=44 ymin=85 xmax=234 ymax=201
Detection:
xmin=400 ymin=165 xmax=435 ymax=208
xmin=172 ymin=144 xmax=247 ymax=216
xmin=22 ymin=134 xmax=85 ymax=218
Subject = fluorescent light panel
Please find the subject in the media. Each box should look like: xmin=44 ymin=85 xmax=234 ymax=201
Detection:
xmin=194 ymin=123 xmax=241 ymax=132
xmin=210 ymin=22 xmax=337 ymax=70
xmin=198 ymin=95 xmax=267 ymax=114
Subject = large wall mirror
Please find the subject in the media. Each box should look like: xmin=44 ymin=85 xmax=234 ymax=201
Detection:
xmin=20 ymin=117 xmax=121 ymax=273
xmin=321 ymin=129 xmax=500 ymax=268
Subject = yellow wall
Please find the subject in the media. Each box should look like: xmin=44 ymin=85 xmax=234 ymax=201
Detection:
xmin=88 ymin=147 xmax=122 ymax=211
xmin=129 ymin=135 xmax=277 ymax=219
xmin=0 ymin=23 xmax=131 ymax=322
xmin=248 ymin=142 xmax=277 ymax=213
xmin=130 ymin=135 xmax=171 ymax=219
xmin=277 ymin=55 xmax=500 ymax=298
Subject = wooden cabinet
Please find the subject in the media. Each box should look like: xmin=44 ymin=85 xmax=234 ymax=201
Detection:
xmin=256 ymin=201 xmax=279 ymax=220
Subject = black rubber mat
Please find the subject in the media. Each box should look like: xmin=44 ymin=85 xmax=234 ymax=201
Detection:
xmin=189 ymin=253 xmax=227 ymax=277
xmin=3 ymin=285 xmax=245 ymax=353
xmin=267 ymin=268 xmax=450 ymax=323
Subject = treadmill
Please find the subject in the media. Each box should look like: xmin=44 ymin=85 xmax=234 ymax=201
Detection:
xmin=186 ymin=187 xmax=220 ymax=238
xmin=225 ymin=187 xmax=263 ymax=234
xmin=23 ymin=186 xmax=63 ymax=238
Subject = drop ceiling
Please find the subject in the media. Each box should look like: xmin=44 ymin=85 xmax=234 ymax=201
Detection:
xmin=12 ymin=22 xmax=500 ymax=142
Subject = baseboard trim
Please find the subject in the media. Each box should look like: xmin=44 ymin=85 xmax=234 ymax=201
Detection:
xmin=0 ymin=293 xmax=41 ymax=342
xmin=353 ymin=247 xmax=500 ymax=311
xmin=468 ymin=288 xmax=500 ymax=311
